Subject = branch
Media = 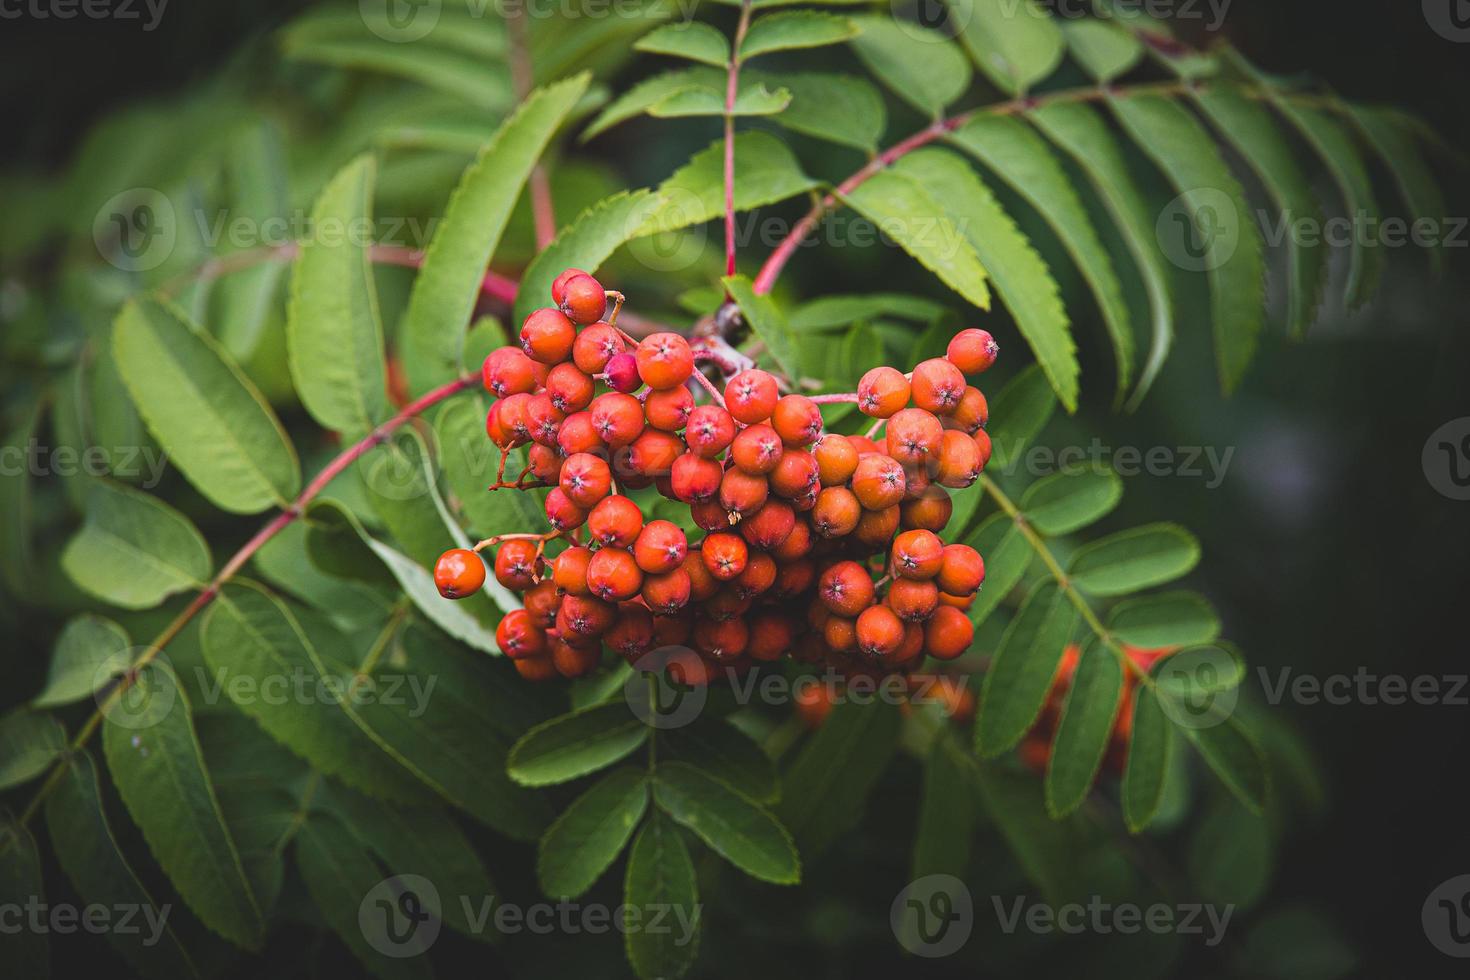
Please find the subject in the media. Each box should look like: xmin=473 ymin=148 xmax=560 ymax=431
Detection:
xmin=724 ymin=0 xmax=756 ymax=278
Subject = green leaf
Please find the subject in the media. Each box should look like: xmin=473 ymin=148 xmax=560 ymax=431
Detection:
xmin=949 ymin=115 xmax=1134 ymax=400
xmin=976 ymin=580 xmax=1075 ymax=757
xmin=1108 ymin=591 xmax=1221 ymax=648
xmin=538 ymin=768 xmax=650 ymax=898
xmin=848 ymin=16 xmax=971 ymax=117
xmin=515 ymin=190 xmax=656 ymax=326
xmin=624 ymin=810 xmax=701 ymax=980
xmin=723 ymin=275 xmax=802 ymax=381
xmin=748 ymin=70 xmax=885 ymax=151
xmin=582 ymin=68 xmax=725 ymax=140
xmin=33 ymin=615 xmax=133 ymax=709
xmin=949 ymin=0 xmax=1064 ymax=95
xmin=294 ymin=814 xmax=435 ymax=980
xmin=508 ymin=702 xmax=649 ymax=787
xmin=972 ymin=764 xmax=1092 ymax=905
xmin=789 ymin=292 xmax=947 ymax=330
xmin=1059 ymin=17 xmax=1143 ymax=82
xmin=655 ymin=761 xmax=799 ymax=884
xmin=201 ymin=583 xmax=425 ymax=801
xmin=101 ymin=662 xmax=265 ymax=949
xmin=287 ymin=154 xmax=388 ymax=436
xmin=841 ymin=168 xmax=991 ymax=312
xmin=1347 ymin=104 xmax=1448 ymax=279
xmin=1020 ymin=467 xmax=1123 ymax=536
xmin=113 ymin=297 xmax=300 ymax=513
xmin=0 ymin=813 xmax=48 ymax=977
xmin=742 ymin=11 xmax=856 ymax=59
xmin=1122 ymin=686 xmax=1174 ymax=832
xmin=635 ymin=22 xmax=730 ymax=67
xmin=1028 ymin=102 xmax=1175 ymax=410
xmin=1045 ymin=639 xmax=1124 ymax=816
xmin=891 ymin=149 xmax=1077 ymax=410
xmin=648 ymin=82 xmax=791 ymax=119
xmin=912 ymin=734 xmax=975 ymax=881
xmin=62 ymin=479 xmax=211 ymax=610
xmin=1068 ymin=523 xmax=1200 ymax=596
xmin=965 ymin=513 xmax=1032 ymax=627
xmin=434 ymin=396 xmax=546 ymax=537
xmin=634 ymin=131 xmax=817 ymax=237
xmin=44 ymin=752 xmax=201 ymax=977
xmin=1183 ymin=716 xmax=1268 ymax=814
xmin=251 ymin=520 xmax=390 ymax=629
xmin=776 ymin=699 xmax=899 ymax=857
xmin=1193 ymin=85 xmax=1327 ymax=339
xmin=985 ymin=364 xmax=1056 ymax=470
xmin=658 ymin=716 xmax=778 ymax=804
xmin=400 ymin=74 xmax=590 ymax=395
xmin=214 ymin=120 xmax=289 ymax=361
xmin=0 ymin=709 xmax=66 ymax=790
xmin=1188 ymin=795 xmax=1274 ymax=909
xmin=1109 ymin=93 xmax=1266 ymax=394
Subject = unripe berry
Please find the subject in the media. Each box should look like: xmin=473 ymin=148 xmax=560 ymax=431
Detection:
xmin=496 ymin=609 xmax=547 ymax=660
xmin=936 ymin=543 xmax=985 ymax=596
xmin=886 ymin=408 xmax=944 ymax=467
xmin=731 ymin=424 xmax=783 ymax=475
xmin=544 ymin=487 xmax=589 ymax=531
xmin=642 ymin=567 xmax=692 ymax=614
xmin=552 ymin=546 xmax=594 ymax=595
xmin=924 ymin=605 xmax=974 ymax=660
xmin=523 ymin=580 xmax=560 ymax=628
xmin=887 ymin=578 xmax=940 ymax=622
xmin=769 ymin=449 xmax=819 ymax=499
xmin=644 ymin=386 xmax=693 ymax=432
xmin=520 ymin=308 xmax=577 ymax=364
xmin=856 ymin=605 xmax=905 ymax=661
xmin=671 ymin=453 xmax=723 ymax=502
xmin=771 ymin=395 xmax=823 ymax=446
xmin=628 ymin=430 xmax=683 ymax=478
xmin=851 ymin=454 xmax=906 ymax=510
xmin=858 ymin=366 xmax=910 ymax=418
xmin=434 ymin=549 xmax=485 ymax=599
xmin=740 ymin=500 xmax=796 ymax=550
xmin=590 ymin=392 xmax=644 ymax=447
xmin=483 ymin=347 xmax=539 ymax=398
xmin=560 ymin=452 xmax=613 ymax=508
xmin=812 ymin=486 xmax=862 ymax=538
xmin=891 ymin=529 xmax=944 ymax=580
xmin=935 ymin=429 xmax=983 ymax=488
xmin=724 ymin=370 xmax=779 ymax=424
xmin=813 ymin=434 xmax=859 ymax=485
xmin=587 ymin=546 xmax=643 ymax=602
xmin=685 ymin=405 xmax=737 ymax=458
xmin=573 ymin=322 xmax=625 ymax=374
xmin=588 ymin=495 xmax=644 ymax=548
xmin=604 ymin=353 xmax=641 ymax=394
xmin=720 ymin=469 xmax=769 ymax=516
xmin=911 ymin=358 xmax=966 ymax=414
xmin=633 ymin=520 xmax=688 ymax=573
xmin=551 ymin=267 xmax=590 ymax=307
xmin=560 ymin=273 xmax=607 ymax=325
xmin=819 ymin=561 xmax=875 ymax=617
xmin=947 ymin=328 xmax=999 ymax=375
xmin=606 ymin=603 xmax=655 ymax=660
xmin=702 ymin=532 xmax=749 ymax=580
xmin=636 ymin=332 xmax=695 ymax=390
xmin=494 ymin=539 xmax=540 ymax=590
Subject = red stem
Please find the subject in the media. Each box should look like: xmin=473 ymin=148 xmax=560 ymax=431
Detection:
xmin=809 ymin=393 xmax=859 ymax=405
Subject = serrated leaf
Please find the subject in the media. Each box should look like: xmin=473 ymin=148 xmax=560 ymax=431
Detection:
xmin=44 ymin=751 xmax=201 ymax=978
xmin=1194 ymin=85 xmax=1327 ymax=339
xmin=723 ymin=275 xmax=802 ymax=381
xmin=287 ymin=154 xmax=388 ymax=436
xmin=583 ymin=68 xmax=725 ymax=140
xmin=1020 ymin=467 xmax=1123 ymax=535
xmin=948 ymin=0 xmax=1064 ymax=95
xmin=634 ymin=131 xmax=817 ymax=236
xmin=949 ymin=115 xmax=1134 ymax=400
xmin=776 ymin=699 xmax=899 ymax=857
xmin=0 ymin=709 xmax=66 ymax=790
xmin=1028 ymin=102 xmax=1175 ymax=410
xmin=1347 ymin=104 xmax=1448 ymax=279
xmin=658 ymin=715 xmax=778 ymax=804
xmin=977 ymin=580 xmax=1075 ymax=756
xmin=1108 ymin=591 xmax=1221 ymax=648
xmin=1183 ymin=716 xmax=1267 ymax=813
xmin=624 ymin=810 xmax=701 ymax=980
xmin=538 ymin=768 xmax=649 ymax=898
xmin=1045 ymin=639 xmax=1124 ymax=816
xmin=841 ymin=169 xmax=991 ymax=311
xmin=0 ymin=813 xmax=48 ymax=976
xmin=848 ymin=16 xmax=971 ymax=117
xmin=1109 ymin=93 xmax=1266 ymax=394
xmin=101 ymin=662 xmax=265 ymax=949
xmin=1059 ymin=17 xmax=1143 ymax=82
xmin=741 ymin=11 xmax=856 ymax=59
xmin=912 ymin=734 xmax=975 ymax=881
xmin=33 ymin=614 xmax=133 ymax=709
xmin=515 ymin=190 xmax=657 ymax=325
xmin=985 ymin=364 xmax=1056 ymax=470
xmin=747 ymin=70 xmax=885 ymax=151
xmin=635 ymin=21 xmax=730 ymax=67
xmin=1122 ymin=685 xmax=1173 ymax=832
xmin=655 ymin=761 xmax=799 ymax=884
xmin=1068 ymin=523 xmax=1200 ymax=596
xmin=891 ymin=149 xmax=1076 ymax=410
xmin=113 ymin=297 xmax=300 ymax=513
xmin=294 ymin=814 xmax=434 ymax=980
xmin=62 ymin=479 xmax=212 ymax=610
xmin=648 ymin=81 xmax=791 ymax=118
xmin=508 ymin=702 xmax=649 ymax=787
xmin=965 ymin=513 xmax=1032 ymax=627
xmin=400 ymin=74 xmax=590 ymax=395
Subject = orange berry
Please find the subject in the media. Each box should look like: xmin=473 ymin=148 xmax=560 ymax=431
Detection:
xmin=642 ymin=567 xmax=692 ymax=614
xmin=572 ymin=322 xmax=625 ymax=374
xmin=911 ymin=358 xmax=967 ymax=414
xmin=560 ymin=273 xmax=607 ymax=325
xmin=731 ymin=424 xmax=784 ymax=475
xmin=493 ymin=539 xmax=540 ymax=590
xmin=496 ymin=609 xmax=547 ymax=660
xmin=514 ymin=655 xmax=559 ymax=682
xmin=946 ymin=328 xmax=999 ymax=375
xmin=544 ymin=487 xmax=589 ymax=531
xmin=587 ymin=495 xmax=644 ymax=548
xmin=747 ymin=611 xmax=795 ymax=662
xmin=719 ymin=468 xmax=769 ymax=516
xmin=901 ymin=486 xmax=952 ymax=533
xmin=819 ymin=560 xmax=875 ymax=617
xmin=520 ymin=308 xmax=577 ymax=364
xmin=812 ymin=486 xmax=861 ymax=538
xmin=645 ymin=386 xmax=694 ymax=432
xmin=636 ymin=332 xmax=695 ymax=390
xmin=633 ymin=520 xmax=688 ymax=574
xmin=851 ymin=454 xmax=906 ymax=510
xmin=856 ymin=604 xmax=905 ymax=661
xmin=886 ymin=408 xmax=944 ymax=467
xmin=434 ymin=548 xmax=485 ymax=599
xmin=945 ymin=386 xmax=989 ymax=434
xmin=607 ymin=603 xmax=655 ymax=661
xmin=701 ymin=532 xmax=748 ymax=580
xmin=740 ymin=500 xmax=796 ymax=551
xmin=551 ymin=268 xmax=589 ymax=306
xmin=924 ymin=605 xmax=974 ymax=660
xmin=552 ymin=546 xmax=594 ymax=595
xmin=771 ymin=395 xmax=823 ymax=446
xmin=724 ymin=370 xmax=779 ymax=424
xmin=590 ymin=392 xmax=645 ymax=448
xmin=559 ymin=452 xmax=613 ymax=508
xmin=854 ymin=504 xmax=901 ymax=550
xmin=936 ymin=543 xmax=985 ymax=596
xmin=587 ymin=547 xmax=643 ymax=602
xmin=685 ymin=405 xmax=737 ymax=458
xmin=887 ymin=578 xmax=939 ymax=623
xmin=858 ymin=366 xmax=910 ymax=418
xmin=935 ymin=429 xmax=983 ymax=488
xmin=482 ymin=346 xmax=540 ymax=398
xmin=769 ymin=449 xmax=819 ymax=499
xmin=891 ymin=529 xmax=944 ymax=580
xmin=627 ymin=429 xmax=683 ymax=479
xmin=813 ymin=434 xmax=859 ymax=485
xmin=553 ymin=639 xmax=602 ymax=678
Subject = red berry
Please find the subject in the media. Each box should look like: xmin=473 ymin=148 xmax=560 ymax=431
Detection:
xmin=887 ymin=578 xmax=939 ymax=622
xmin=731 ymin=424 xmax=783 ymax=475
xmin=642 ymin=567 xmax=692 ymax=614
xmin=588 ymin=495 xmax=644 ymax=548
xmin=520 ymin=308 xmax=577 ymax=364
xmin=552 ymin=546 xmax=594 ymax=595
xmin=911 ymin=358 xmax=966 ymax=414
xmin=935 ymin=429 xmax=982 ymax=488
xmin=858 ymin=367 xmax=910 ymax=418
xmin=719 ymin=468 xmax=769 ymax=516
xmin=771 ymin=395 xmax=823 ymax=446
xmin=946 ymin=328 xmax=999 ymax=375
xmin=561 ymin=273 xmax=607 ymax=326
xmin=671 ymin=453 xmax=723 ymax=502
xmin=590 ymin=392 xmax=645 ymax=447
xmin=573 ymin=322 xmax=625 ymax=374
xmin=604 ymin=353 xmax=642 ymax=394
xmin=493 ymin=539 xmax=540 ymax=590
xmin=925 ymin=605 xmax=974 ymax=660
xmin=627 ymin=429 xmax=683 ymax=478
xmin=723 ymin=370 xmax=779 ymax=424
xmin=946 ymin=386 xmax=989 ymax=434
xmin=813 ymin=434 xmax=859 ymax=485
xmin=545 ymin=487 xmax=589 ymax=531
xmin=546 ymin=362 xmax=595 ymax=414
xmin=701 ymin=532 xmax=749 ymax=580
xmin=851 ymin=454 xmax=906 ymax=510
xmin=634 ymin=520 xmax=688 ymax=573
xmin=482 ymin=347 xmax=539 ymax=398
xmin=587 ymin=547 xmax=643 ymax=601
xmin=645 ymin=387 xmax=693 ymax=432
xmin=812 ymin=487 xmax=861 ymax=538
xmin=434 ymin=549 xmax=485 ymax=599
xmin=936 ymin=544 xmax=985 ymax=596
xmin=740 ymin=500 xmax=796 ymax=550
xmin=685 ymin=405 xmax=737 ymax=458
xmin=560 ymin=452 xmax=613 ymax=508
xmin=769 ymin=449 xmax=819 ymax=499
xmin=636 ymin=333 xmax=695 ymax=390
xmin=556 ymin=411 xmax=603 ymax=456
xmin=856 ymin=605 xmax=905 ymax=661
xmin=551 ymin=267 xmax=590 ymax=307
xmin=891 ymin=529 xmax=944 ymax=580
xmin=496 ymin=609 xmax=547 ymax=660
xmin=886 ymin=408 xmax=943 ymax=467
xmin=819 ymin=561 xmax=875 ymax=617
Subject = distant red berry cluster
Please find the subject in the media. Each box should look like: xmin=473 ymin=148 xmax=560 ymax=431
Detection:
xmin=433 ymin=271 xmax=1001 ymax=684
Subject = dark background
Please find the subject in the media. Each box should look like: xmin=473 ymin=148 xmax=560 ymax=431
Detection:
xmin=3 ymin=1 xmax=1469 ymax=977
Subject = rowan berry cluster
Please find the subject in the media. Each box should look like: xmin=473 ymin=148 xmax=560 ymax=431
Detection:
xmin=433 ymin=270 xmax=1001 ymax=685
